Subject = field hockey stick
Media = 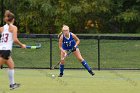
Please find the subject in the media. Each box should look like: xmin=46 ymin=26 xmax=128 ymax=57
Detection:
xmin=51 ymin=50 xmax=72 ymax=70
xmin=13 ymin=43 xmax=41 ymax=49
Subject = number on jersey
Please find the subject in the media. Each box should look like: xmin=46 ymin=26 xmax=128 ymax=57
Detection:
xmin=1 ymin=33 xmax=9 ymax=43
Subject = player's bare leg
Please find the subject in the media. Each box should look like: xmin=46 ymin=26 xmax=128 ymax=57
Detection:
xmin=73 ymin=48 xmax=95 ymax=76
xmin=0 ymin=57 xmax=5 ymax=69
xmin=5 ymin=57 xmax=20 ymax=90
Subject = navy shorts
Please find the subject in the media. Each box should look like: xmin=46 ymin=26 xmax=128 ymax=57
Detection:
xmin=63 ymin=46 xmax=78 ymax=51
xmin=0 ymin=50 xmax=11 ymax=60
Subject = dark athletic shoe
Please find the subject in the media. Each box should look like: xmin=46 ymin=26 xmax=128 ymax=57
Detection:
xmin=10 ymin=83 xmax=20 ymax=90
xmin=88 ymin=70 xmax=95 ymax=76
xmin=58 ymin=73 xmax=63 ymax=77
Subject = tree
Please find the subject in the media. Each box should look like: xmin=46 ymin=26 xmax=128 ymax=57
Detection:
xmin=111 ymin=0 xmax=140 ymax=33
xmin=1 ymin=0 xmax=140 ymax=34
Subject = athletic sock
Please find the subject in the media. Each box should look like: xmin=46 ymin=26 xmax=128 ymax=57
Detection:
xmin=8 ymin=69 xmax=15 ymax=85
xmin=81 ymin=60 xmax=91 ymax=71
xmin=60 ymin=64 xmax=64 ymax=75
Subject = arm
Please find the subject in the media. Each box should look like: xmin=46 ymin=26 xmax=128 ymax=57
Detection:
xmin=59 ymin=35 xmax=67 ymax=55
xmin=0 ymin=27 xmax=3 ymax=33
xmin=0 ymin=27 xmax=3 ymax=38
xmin=71 ymin=33 xmax=80 ymax=47
xmin=12 ymin=26 xmax=26 ymax=48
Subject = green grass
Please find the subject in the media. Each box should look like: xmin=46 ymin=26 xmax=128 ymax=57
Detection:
xmin=0 ymin=69 xmax=140 ymax=93
xmin=100 ymin=40 xmax=140 ymax=68
xmin=3 ymin=37 xmax=139 ymax=69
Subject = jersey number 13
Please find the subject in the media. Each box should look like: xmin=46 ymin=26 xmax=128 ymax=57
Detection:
xmin=1 ymin=33 xmax=9 ymax=43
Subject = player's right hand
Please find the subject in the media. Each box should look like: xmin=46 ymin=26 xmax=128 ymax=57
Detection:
xmin=64 ymin=52 xmax=67 ymax=57
xmin=61 ymin=49 xmax=67 ymax=57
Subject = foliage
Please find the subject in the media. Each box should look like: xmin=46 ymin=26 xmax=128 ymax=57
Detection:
xmin=0 ymin=0 xmax=140 ymax=34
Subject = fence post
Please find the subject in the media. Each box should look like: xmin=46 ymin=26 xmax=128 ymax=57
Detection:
xmin=97 ymin=35 xmax=101 ymax=70
xmin=50 ymin=34 xmax=52 ymax=69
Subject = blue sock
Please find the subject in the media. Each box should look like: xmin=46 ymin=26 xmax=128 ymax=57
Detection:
xmin=81 ymin=60 xmax=91 ymax=71
xmin=60 ymin=64 xmax=64 ymax=74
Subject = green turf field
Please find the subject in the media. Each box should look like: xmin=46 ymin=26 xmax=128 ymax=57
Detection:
xmin=0 ymin=69 xmax=140 ymax=93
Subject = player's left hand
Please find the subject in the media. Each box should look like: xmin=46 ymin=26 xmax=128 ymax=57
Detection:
xmin=71 ymin=46 xmax=76 ymax=52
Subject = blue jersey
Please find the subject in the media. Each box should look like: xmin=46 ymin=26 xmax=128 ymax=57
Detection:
xmin=62 ymin=32 xmax=76 ymax=50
